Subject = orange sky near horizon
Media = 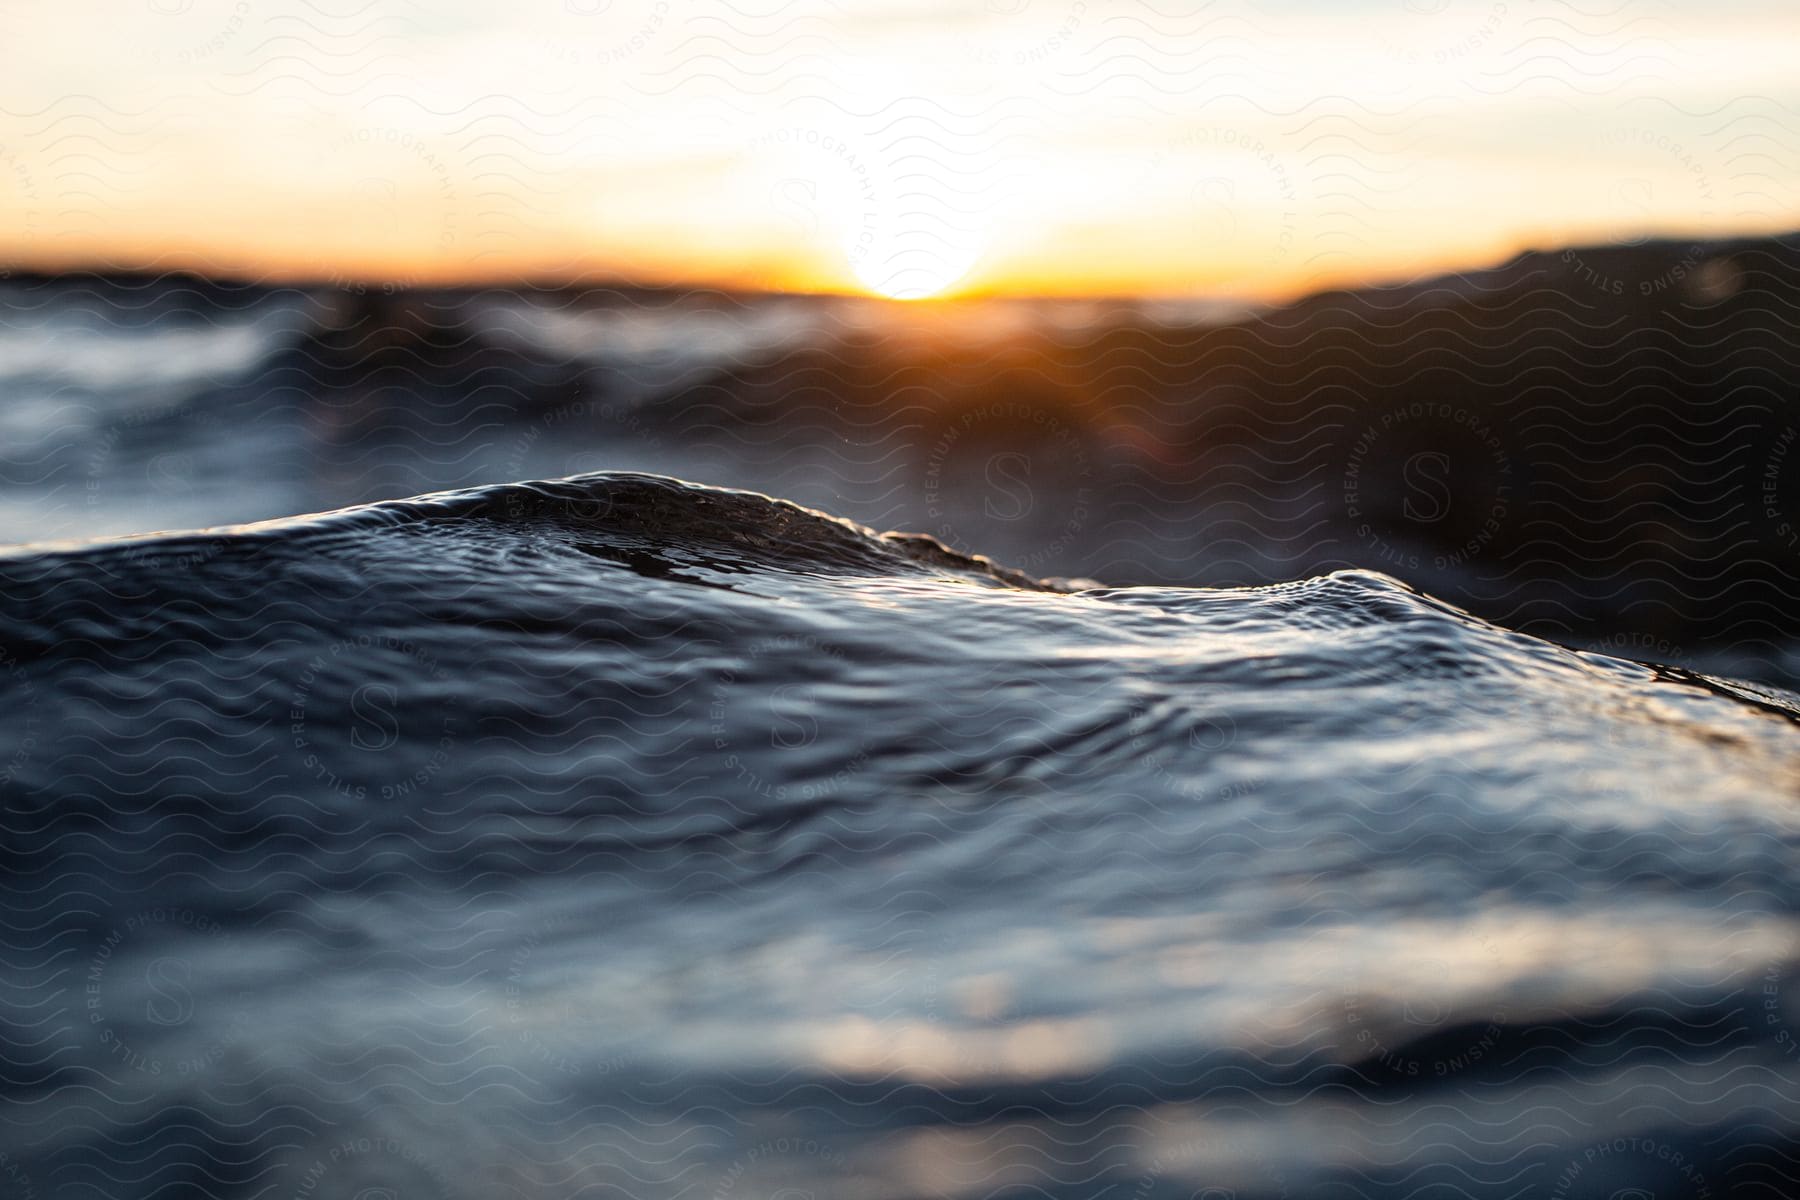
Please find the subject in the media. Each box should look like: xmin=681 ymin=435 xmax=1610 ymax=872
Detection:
xmin=1 ymin=0 xmax=1796 ymax=300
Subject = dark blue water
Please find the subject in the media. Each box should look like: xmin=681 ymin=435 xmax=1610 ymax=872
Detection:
xmin=8 ymin=251 xmax=1800 ymax=696
xmin=2 ymin=472 xmax=1798 ymax=1198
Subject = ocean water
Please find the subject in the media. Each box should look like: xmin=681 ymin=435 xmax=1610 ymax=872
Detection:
xmin=7 ymin=246 xmax=1799 ymax=698
xmin=2 ymin=473 xmax=1798 ymax=1199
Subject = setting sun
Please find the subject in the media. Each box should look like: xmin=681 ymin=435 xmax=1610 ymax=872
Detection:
xmin=849 ymin=242 xmax=975 ymax=300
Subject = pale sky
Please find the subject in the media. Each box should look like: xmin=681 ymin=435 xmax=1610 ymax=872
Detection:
xmin=1 ymin=0 xmax=1795 ymax=297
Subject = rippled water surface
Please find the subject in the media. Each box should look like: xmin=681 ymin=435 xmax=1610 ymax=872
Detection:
xmin=3 ymin=473 xmax=1799 ymax=1199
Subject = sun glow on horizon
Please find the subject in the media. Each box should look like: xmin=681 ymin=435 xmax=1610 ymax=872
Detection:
xmin=849 ymin=245 xmax=976 ymax=301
